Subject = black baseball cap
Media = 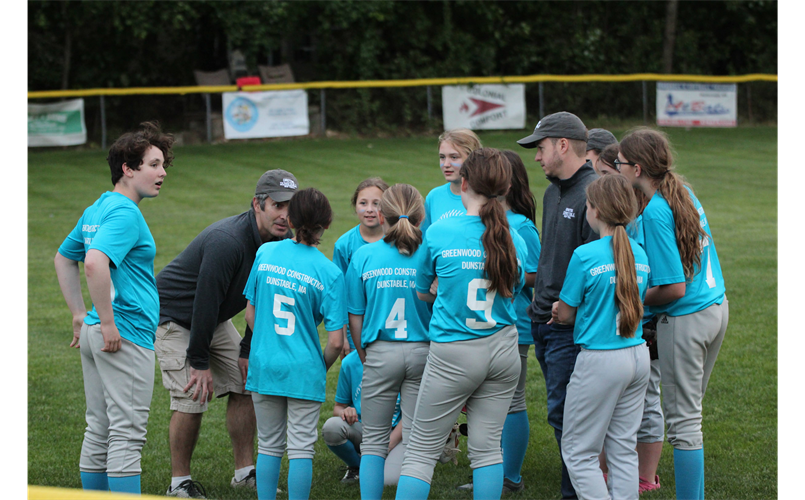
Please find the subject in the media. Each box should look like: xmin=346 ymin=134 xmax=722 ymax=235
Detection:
xmin=255 ymin=169 xmax=299 ymax=202
xmin=517 ymin=111 xmax=588 ymax=149
xmin=586 ymin=128 xmax=618 ymax=152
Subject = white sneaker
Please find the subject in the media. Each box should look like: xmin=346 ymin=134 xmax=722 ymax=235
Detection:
xmin=231 ymin=469 xmax=282 ymax=493
xmin=231 ymin=469 xmax=256 ymax=489
xmin=166 ymin=479 xmax=207 ymax=498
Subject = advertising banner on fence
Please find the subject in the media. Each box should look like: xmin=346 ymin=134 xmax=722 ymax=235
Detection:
xmin=656 ymin=82 xmax=737 ymax=127
xmin=28 ymin=99 xmax=87 ymax=147
xmin=442 ymin=84 xmax=526 ymax=131
xmin=223 ymin=90 xmax=309 ymax=139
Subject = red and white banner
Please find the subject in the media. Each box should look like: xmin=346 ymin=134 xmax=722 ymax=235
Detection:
xmin=442 ymin=85 xmax=526 ymax=131
xmin=656 ymin=82 xmax=737 ymax=127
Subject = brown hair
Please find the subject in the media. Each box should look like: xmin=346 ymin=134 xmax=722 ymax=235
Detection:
xmin=381 ymin=184 xmax=425 ymax=256
xmin=599 ymin=143 xmax=620 ymax=171
xmin=350 ymin=177 xmax=389 ymax=208
xmin=549 ymin=137 xmax=587 ymax=157
xmin=438 ymin=128 xmax=482 ymax=157
xmin=460 ymin=148 xmax=518 ymax=298
xmin=288 ymin=188 xmax=333 ymax=246
xmin=502 ymin=150 xmax=537 ymax=225
xmin=620 ymin=127 xmax=707 ymax=279
xmin=586 ymin=175 xmax=643 ymax=338
xmin=107 ymin=121 xmax=174 ymax=186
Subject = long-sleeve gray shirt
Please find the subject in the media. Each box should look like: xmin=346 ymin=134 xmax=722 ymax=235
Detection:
xmin=156 ymin=209 xmax=289 ymax=370
xmin=528 ymin=162 xmax=599 ymax=323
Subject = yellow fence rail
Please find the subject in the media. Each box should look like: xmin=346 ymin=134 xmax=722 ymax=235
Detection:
xmin=27 ymin=73 xmax=777 ymax=99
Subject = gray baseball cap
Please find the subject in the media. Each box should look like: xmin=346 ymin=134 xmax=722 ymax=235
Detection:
xmin=255 ymin=169 xmax=299 ymax=202
xmin=586 ymin=128 xmax=618 ymax=152
xmin=517 ymin=111 xmax=588 ymax=149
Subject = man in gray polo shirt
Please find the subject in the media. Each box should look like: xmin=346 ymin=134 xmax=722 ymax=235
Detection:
xmin=155 ymin=169 xmax=298 ymax=498
xmin=517 ymin=112 xmax=598 ymax=499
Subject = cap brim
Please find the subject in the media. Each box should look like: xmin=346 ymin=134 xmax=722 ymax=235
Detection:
xmin=516 ymin=132 xmax=546 ymax=149
xmin=266 ymin=190 xmax=295 ymax=202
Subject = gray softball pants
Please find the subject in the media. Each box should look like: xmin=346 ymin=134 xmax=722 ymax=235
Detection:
xmin=562 ymin=344 xmax=650 ymax=500
xmin=252 ymin=394 xmax=321 ymax=459
xmin=508 ymin=344 xmax=530 ymax=413
xmin=400 ymin=325 xmax=520 ymax=484
xmin=637 ymin=358 xmax=664 ymax=443
xmin=360 ymin=341 xmax=429 ymax=458
xmin=658 ymin=298 xmax=729 ymax=450
xmin=79 ymin=324 xmax=155 ymax=477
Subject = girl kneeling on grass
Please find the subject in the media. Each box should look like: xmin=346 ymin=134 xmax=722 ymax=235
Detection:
xmin=551 ymin=174 xmax=651 ymax=500
xmin=244 ymin=188 xmax=346 ymax=500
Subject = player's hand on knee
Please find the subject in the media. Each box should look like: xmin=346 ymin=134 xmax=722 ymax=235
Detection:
xmin=342 ymin=406 xmax=359 ymax=425
xmin=185 ymin=367 xmax=214 ymax=403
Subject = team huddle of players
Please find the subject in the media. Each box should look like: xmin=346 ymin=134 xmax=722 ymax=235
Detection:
xmin=55 ymin=112 xmax=728 ymax=500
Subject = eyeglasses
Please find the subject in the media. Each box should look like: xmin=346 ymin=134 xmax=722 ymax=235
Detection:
xmin=613 ymin=159 xmax=637 ymax=171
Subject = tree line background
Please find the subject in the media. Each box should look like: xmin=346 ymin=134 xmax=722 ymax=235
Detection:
xmin=28 ymin=0 xmax=777 ymax=140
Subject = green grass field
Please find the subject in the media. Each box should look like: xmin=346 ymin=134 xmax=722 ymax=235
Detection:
xmin=28 ymin=126 xmax=777 ymax=499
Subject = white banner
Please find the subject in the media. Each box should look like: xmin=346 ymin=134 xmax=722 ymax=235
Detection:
xmin=28 ymin=99 xmax=87 ymax=147
xmin=223 ymin=90 xmax=309 ymax=139
xmin=442 ymin=84 xmax=526 ymax=131
xmin=656 ymin=82 xmax=737 ymax=127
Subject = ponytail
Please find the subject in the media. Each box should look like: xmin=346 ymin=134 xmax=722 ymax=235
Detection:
xmin=620 ymin=128 xmax=707 ymax=279
xmin=381 ymin=184 xmax=425 ymax=256
xmin=461 ymin=148 xmax=518 ymax=298
xmin=586 ymin=175 xmax=643 ymax=338
xmin=502 ymin=150 xmax=537 ymax=224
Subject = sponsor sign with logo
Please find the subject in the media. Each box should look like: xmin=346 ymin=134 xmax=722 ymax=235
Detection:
xmin=442 ymin=84 xmax=526 ymax=131
xmin=223 ymin=90 xmax=309 ymax=139
xmin=656 ymin=82 xmax=737 ymax=127
xmin=28 ymin=98 xmax=87 ymax=147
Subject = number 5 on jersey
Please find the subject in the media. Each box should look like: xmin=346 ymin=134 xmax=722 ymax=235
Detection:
xmin=273 ymin=294 xmax=296 ymax=335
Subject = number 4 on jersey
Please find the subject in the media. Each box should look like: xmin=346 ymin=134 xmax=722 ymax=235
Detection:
xmin=385 ymin=298 xmax=408 ymax=339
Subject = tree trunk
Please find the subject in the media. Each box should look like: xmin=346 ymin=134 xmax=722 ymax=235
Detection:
xmin=661 ymin=0 xmax=679 ymax=74
xmin=61 ymin=1 xmax=71 ymax=90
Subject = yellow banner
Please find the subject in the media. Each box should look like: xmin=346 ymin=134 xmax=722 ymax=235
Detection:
xmin=28 ymin=485 xmax=165 ymax=500
xmin=27 ymin=73 xmax=777 ymax=99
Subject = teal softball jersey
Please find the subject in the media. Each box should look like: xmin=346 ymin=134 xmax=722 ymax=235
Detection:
xmin=507 ymin=212 xmax=541 ymax=345
xmin=416 ymin=215 xmax=527 ymax=343
xmin=345 ymin=240 xmax=431 ymax=348
xmin=58 ymin=191 xmax=159 ymax=350
xmin=333 ymin=224 xmax=370 ymax=350
xmin=559 ymin=236 xmax=650 ymax=350
xmin=335 ymin=350 xmax=402 ymax=427
xmin=642 ymin=188 xmax=725 ymax=316
xmin=243 ymin=239 xmax=347 ymax=402
xmin=420 ymin=183 xmax=465 ymax=234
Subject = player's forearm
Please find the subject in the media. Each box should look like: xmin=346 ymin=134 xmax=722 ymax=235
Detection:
xmin=84 ymin=250 xmax=115 ymax=326
xmin=324 ymin=329 xmax=344 ymax=370
xmin=54 ymin=252 xmax=87 ymax=317
xmin=644 ymin=282 xmax=686 ymax=306
xmin=333 ymin=402 xmax=348 ymax=418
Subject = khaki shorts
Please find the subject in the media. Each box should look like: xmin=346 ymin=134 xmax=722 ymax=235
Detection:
xmin=154 ymin=320 xmax=248 ymax=413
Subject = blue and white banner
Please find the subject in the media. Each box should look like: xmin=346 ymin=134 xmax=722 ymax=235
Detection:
xmin=28 ymin=98 xmax=87 ymax=147
xmin=223 ymin=90 xmax=309 ymax=139
xmin=656 ymin=82 xmax=737 ymax=127
xmin=442 ymin=84 xmax=526 ymax=131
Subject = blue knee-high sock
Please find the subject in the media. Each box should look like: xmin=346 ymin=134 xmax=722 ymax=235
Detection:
xmin=473 ymin=464 xmax=504 ymax=500
xmin=327 ymin=441 xmax=361 ymax=468
xmin=674 ymin=448 xmax=704 ymax=500
xmin=257 ymin=453 xmax=282 ymax=500
xmin=502 ymin=411 xmax=529 ymax=483
xmin=360 ymin=454 xmax=386 ymax=500
xmin=80 ymin=471 xmax=108 ymax=491
xmin=395 ymin=475 xmax=431 ymax=500
xmin=107 ymin=475 xmax=140 ymax=494
xmin=288 ymin=458 xmax=313 ymax=500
